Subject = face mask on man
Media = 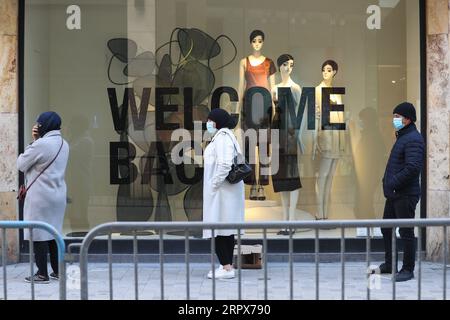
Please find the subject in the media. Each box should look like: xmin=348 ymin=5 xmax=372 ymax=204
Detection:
xmin=206 ymin=121 xmax=217 ymax=135
xmin=392 ymin=117 xmax=404 ymax=131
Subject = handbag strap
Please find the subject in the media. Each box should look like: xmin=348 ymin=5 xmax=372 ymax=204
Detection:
xmin=26 ymin=138 xmax=64 ymax=191
xmin=221 ymin=131 xmax=241 ymax=164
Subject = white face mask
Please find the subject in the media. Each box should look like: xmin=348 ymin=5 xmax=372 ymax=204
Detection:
xmin=206 ymin=121 xmax=217 ymax=135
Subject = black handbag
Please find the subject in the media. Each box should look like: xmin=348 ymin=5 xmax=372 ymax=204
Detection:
xmin=226 ymin=138 xmax=252 ymax=184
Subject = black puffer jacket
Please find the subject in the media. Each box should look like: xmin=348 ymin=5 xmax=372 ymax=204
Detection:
xmin=382 ymin=123 xmax=425 ymax=199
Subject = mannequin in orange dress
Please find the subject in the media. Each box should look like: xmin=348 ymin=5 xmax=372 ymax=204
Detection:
xmin=237 ymin=30 xmax=276 ymax=200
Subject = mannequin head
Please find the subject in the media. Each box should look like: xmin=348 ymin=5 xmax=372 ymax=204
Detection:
xmin=321 ymin=60 xmax=338 ymax=81
xmin=277 ymin=54 xmax=294 ymax=76
xmin=249 ymin=30 xmax=265 ymax=52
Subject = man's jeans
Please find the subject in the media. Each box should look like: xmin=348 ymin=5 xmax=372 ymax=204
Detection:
xmin=381 ymin=195 xmax=420 ymax=272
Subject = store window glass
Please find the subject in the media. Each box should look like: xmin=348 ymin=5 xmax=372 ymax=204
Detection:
xmin=24 ymin=0 xmax=421 ymax=238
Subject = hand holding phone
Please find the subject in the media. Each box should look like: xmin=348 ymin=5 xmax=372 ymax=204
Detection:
xmin=32 ymin=124 xmax=40 ymax=141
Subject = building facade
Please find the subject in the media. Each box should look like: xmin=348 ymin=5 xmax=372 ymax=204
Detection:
xmin=0 ymin=0 xmax=449 ymax=260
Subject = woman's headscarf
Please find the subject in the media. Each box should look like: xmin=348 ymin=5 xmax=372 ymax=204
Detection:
xmin=36 ymin=111 xmax=62 ymax=137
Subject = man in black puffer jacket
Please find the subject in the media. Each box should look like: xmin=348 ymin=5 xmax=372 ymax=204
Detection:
xmin=378 ymin=102 xmax=425 ymax=282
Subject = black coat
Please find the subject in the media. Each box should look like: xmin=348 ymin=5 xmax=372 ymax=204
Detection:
xmin=383 ymin=123 xmax=425 ymax=199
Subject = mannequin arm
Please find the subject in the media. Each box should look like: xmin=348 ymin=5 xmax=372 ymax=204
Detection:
xmin=298 ymin=115 xmax=306 ymax=154
xmin=269 ymin=74 xmax=276 ymax=118
xmin=269 ymin=74 xmax=276 ymax=93
xmin=237 ymin=59 xmax=246 ymax=114
xmin=312 ymin=105 xmax=320 ymax=160
xmin=294 ymin=87 xmax=306 ymax=154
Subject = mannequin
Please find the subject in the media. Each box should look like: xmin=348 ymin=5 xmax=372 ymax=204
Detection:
xmin=271 ymin=54 xmax=305 ymax=235
xmin=313 ymin=60 xmax=345 ymax=220
xmin=237 ymin=30 xmax=276 ymax=200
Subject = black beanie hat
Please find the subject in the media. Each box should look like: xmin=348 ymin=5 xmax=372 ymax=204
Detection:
xmin=207 ymin=108 xmax=236 ymax=130
xmin=393 ymin=102 xmax=416 ymax=122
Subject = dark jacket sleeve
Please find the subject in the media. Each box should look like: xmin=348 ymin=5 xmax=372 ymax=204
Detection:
xmin=390 ymin=137 xmax=424 ymax=190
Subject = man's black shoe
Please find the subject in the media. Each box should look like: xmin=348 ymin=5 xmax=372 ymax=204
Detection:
xmin=395 ymin=269 xmax=414 ymax=282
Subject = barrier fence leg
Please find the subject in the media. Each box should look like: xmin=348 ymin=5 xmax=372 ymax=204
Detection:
xmin=263 ymin=229 xmax=268 ymax=301
xmin=289 ymin=227 xmax=294 ymax=300
xmin=108 ymin=233 xmax=113 ymax=300
xmin=315 ymin=228 xmax=319 ymax=300
xmin=30 ymin=229 xmax=35 ymax=300
xmin=366 ymin=227 xmax=370 ymax=301
xmin=444 ymin=226 xmax=447 ymax=301
xmin=159 ymin=229 xmax=164 ymax=300
xmin=392 ymin=227 xmax=396 ymax=300
xmin=185 ymin=229 xmax=190 ymax=301
xmin=2 ymin=228 xmax=7 ymax=300
xmin=133 ymin=231 xmax=139 ymax=301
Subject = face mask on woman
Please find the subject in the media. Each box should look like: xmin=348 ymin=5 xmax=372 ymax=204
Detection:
xmin=206 ymin=121 xmax=217 ymax=135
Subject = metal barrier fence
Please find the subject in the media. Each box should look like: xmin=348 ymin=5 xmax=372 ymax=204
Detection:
xmin=78 ymin=218 xmax=450 ymax=300
xmin=0 ymin=221 xmax=66 ymax=300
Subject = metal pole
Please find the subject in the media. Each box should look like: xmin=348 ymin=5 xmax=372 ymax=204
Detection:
xmin=80 ymin=239 xmax=89 ymax=300
xmin=341 ymin=228 xmax=345 ymax=300
xmin=315 ymin=228 xmax=319 ymax=300
xmin=366 ymin=227 xmax=370 ymax=301
xmin=289 ymin=227 xmax=293 ymax=300
xmin=185 ymin=229 xmax=190 ymax=301
xmin=237 ymin=229 xmax=242 ymax=300
xmin=159 ymin=229 xmax=164 ymax=300
xmin=133 ymin=231 xmax=138 ymax=300
xmin=59 ymin=259 xmax=66 ymax=300
xmin=30 ymin=228 xmax=35 ymax=300
xmin=392 ymin=227 xmax=396 ymax=300
xmin=2 ymin=228 xmax=7 ymax=300
xmin=418 ymin=227 xmax=422 ymax=300
xmin=263 ymin=228 xmax=268 ymax=300
xmin=211 ymin=229 xmax=215 ymax=300
xmin=108 ymin=233 xmax=113 ymax=300
xmin=444 ymin=226 xmax=447 ymax=300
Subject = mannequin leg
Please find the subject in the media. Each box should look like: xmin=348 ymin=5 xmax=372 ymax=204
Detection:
xmin=278 ymin=192 xmax=290 ymax=235
xmin=323 ymin=159 xmax=339 ymax=219
xmin=316 ymin=158 xmax=334 ymax=220
xmin=280 ymin=192 xmax=290 ymax=221
xmin=316 ymin=158 xmax=333 ymax=219
xmin=289 ymin=190 xmax=300 ymax=221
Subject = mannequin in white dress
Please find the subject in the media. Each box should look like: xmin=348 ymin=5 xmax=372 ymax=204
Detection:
xmin=313 ymin=60 xmax=345 ymax=220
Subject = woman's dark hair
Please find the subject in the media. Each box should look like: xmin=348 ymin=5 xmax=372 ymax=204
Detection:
xmin=249 ymin=30 xmax=265 ymax=43
xmin=321 ymin=60 xmax=338 ymax=76
xmin=277 ymin=54 xmax=294 ymax=70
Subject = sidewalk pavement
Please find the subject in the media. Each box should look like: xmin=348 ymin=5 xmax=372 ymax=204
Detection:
xmin=0 ymin=261 xmax=448 ymax=300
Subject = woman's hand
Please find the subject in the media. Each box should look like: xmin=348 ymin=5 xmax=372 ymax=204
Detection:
xmin=32 ymin=125 xmax=40 ymax=141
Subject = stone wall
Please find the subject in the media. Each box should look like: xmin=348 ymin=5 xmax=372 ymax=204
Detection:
xmin=426 ymin=0 xmax=450 ymax=260
xmin=0 ymin=0 xmax=19 ymax=264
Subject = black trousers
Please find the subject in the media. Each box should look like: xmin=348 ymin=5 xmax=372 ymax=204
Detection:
xmin=381 ymin=195 xmax=419 ymax=272
xmin=34 ymin=240 xmax=59 ymax=277
xmin=215 ymin=235 xmax=235 ymax=266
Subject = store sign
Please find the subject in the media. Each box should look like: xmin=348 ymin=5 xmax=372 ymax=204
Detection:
xmin=367 ymin=5 xmax=381 ymax=30
xmin=107 ymin=86 xmax=345 ymax=185
xmin=66 ymin=5 xmax=81 ymax=30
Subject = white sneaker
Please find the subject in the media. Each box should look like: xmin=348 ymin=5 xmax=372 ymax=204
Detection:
xmin=208 ymin=267 xmax=235 ymax=279
xmin=207 ymin=265 xmax=223 ymax=278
